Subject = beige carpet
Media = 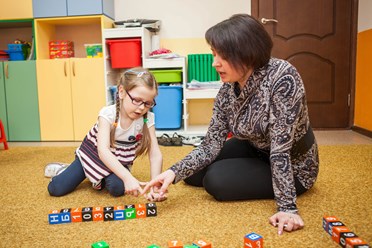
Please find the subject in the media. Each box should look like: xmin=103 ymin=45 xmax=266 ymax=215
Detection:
xmin=0 ymin=145 xmax=371 ymax=247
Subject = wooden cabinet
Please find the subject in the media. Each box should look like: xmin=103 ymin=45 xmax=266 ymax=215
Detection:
xmin=32 ymin=0 xmax=114 ymax=19
xmin=0 ymin=61 xmax=40 ymax=141
xmin=0 ymin=0 xmax=33 ymax=20
xmin=37 ymin=58 xmax=105 ymax=141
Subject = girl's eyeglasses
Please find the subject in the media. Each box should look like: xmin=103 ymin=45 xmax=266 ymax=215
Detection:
xmin=126 ymin=91 xmax=156 ymax=108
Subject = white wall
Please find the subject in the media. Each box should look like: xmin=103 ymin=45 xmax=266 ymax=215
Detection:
xmin=115 ymin=0 xmax=251 ymax=38
xmin=358 ymin=0 xmax=372 ymax=32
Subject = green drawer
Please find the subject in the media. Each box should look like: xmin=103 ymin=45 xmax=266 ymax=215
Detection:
xmin=150 ymin=69 xmax=182 ymax=83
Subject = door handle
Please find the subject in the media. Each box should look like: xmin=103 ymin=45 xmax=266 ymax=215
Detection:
xmin=64 ymin=61 xmax=67 ymax=77
xmin=261 ymin=18 xmax=278 ymax=24
xmin=72 ymin=61 xmax=75 ymax=77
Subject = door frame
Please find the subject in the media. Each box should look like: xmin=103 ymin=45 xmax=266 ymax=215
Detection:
xmin=251 ymin=0 xmax=359 ymax=129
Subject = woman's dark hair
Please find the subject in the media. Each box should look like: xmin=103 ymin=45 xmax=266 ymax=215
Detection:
xmin=205 ymin=14 xmax=273 ymax=72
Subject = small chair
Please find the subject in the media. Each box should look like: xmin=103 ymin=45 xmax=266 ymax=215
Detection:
xmin=0 ymin=119 xmax=9 ymax=150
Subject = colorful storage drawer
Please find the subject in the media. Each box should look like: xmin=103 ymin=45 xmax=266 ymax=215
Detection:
xmin=152 ymin=85 xmax=183 ymax=129
xmin=106 ymin=38 xmax=141 ymax=68
xmin=150 ymin=69 xmax=182 ymax=83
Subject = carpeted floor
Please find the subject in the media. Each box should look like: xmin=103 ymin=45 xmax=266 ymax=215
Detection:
xmin=0 ymin=145 xmax=371 ymax=248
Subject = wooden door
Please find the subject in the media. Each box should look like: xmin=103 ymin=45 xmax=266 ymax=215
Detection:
xmin=70 ymin=58 xmax=106 ymax=141
xmin=252 ymin=0 xmax=358 ymax=128
xmin=37 ymin=59 xmax=74 ymax=140
xmin=0 ymin=0 xmax=33 ymax=20
xmin=4 ymin=61 xmax=40 ymax=141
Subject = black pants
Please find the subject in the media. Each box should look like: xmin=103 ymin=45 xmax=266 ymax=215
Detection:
xmin=184 ymin=138 xmax=307 ymax=201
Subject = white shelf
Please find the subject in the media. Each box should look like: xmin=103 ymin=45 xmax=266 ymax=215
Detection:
xmin=143 ymin=57 xmax=186 ymax=68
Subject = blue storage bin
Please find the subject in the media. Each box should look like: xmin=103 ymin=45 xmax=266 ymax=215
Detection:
xmin=152 ymin=85 xmax=183 ymax=129
xmin=5 ymin=50 xmax=25 ymax=61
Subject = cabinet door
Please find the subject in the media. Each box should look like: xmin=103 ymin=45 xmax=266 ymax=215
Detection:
xmin=70 ymin=58 xmax=105 ymax=140
xmin=67 ymin=0 xmax=102 ymax=16
xmin=0 ymin=63 xmax=8 ymax=137
xmin=4 ymin=61 xmax=40 ymax=141
xmin=32 ymin=0 xmax=67 ymax=18
xmin=0 ymin=0 xmax=33 ymax=20
xmin=36 ymin=59 xmax=74 ymax=140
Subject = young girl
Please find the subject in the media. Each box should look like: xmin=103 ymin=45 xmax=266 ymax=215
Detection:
xmin=46 ymin=67 xmax=165 ymax=201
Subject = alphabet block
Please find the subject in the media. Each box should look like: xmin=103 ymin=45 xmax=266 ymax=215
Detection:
xmin=340 ymin=232 xmax=358 ymax=247
xmin=114 ymin=205 xmax=125 ymax=221
xmin=345 ymin=237 xmax=370 ymax=248
xmin=193 ymin=239 xmax=212 ymax=248
xmin=147 ymin=245 xmax=161 ymax=248
xmin=60 ymin=208 xmax=71 ymax=224
xmin=92 ymin=206 xmax=104 ymax=221
xmin=167 ymin=240 xmax=183 ymax=248
xmin=71 ymin=207 xmax=82 ymax=222
xmin=135 ymin=203 xmax=147 ymax=218
xmin=48 ymin=209 xmax=61 ymax=224
xmin=328 ymin=221 xmax=345 ymax=236
xmin=323 ymin=216 xmax=340 ymax=235
xmin=332 ymin=226 xmax=351 ymax=244
xmin=146 ymin=203 xmax=157 ymax=217
xmin=104 ymin=206 xmax=114 ymax=221
xmin=244 ymin=232 xmax=263 ymax=248
xmin=125 ymin=205 xmax=136 ymax=219
xmin=91 ymin=240 xmax=109 ymax=248
xmin=82 ymin=207 xmax=93 ymax=222
xmin=184 ymin=245 xmax=198 ymax=248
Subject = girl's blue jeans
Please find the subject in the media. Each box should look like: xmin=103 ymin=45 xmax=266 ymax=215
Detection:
xmin=48 ymin=156 xmax=125 ymax=197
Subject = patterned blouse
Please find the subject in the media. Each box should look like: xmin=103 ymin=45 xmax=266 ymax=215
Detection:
xmin=76 ymin=105 xmax=155 ymax=189
xmin=170 ymin=58 xmax=319 ymax=213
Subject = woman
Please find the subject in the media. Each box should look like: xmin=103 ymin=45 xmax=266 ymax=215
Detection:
xmin=143 ymin=14 xmax=319 ymax=235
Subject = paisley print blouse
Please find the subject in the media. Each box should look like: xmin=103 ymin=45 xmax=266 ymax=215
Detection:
xmin=170 ymin=58 xmax=319 ymax=213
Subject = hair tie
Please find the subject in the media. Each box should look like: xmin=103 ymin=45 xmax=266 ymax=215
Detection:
xmin=143 ymin=118 xmax=148 ymax=123
xmin=113 ymin=122 xmax=118 ymax=127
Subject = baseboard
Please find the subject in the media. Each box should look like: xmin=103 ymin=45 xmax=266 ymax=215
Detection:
xmin=351 ymin=126 xmax=372 ymax=138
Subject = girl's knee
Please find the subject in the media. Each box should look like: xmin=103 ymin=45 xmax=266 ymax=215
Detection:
xmin=107 ymin=184 xmax=124 ymax=197
xmin=48 ymin=180 xmax=67 ymax=197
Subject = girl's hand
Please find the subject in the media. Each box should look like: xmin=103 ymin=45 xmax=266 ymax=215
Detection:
xmin=269 ymin=211 xmax=304 ymax=235
xmin=124 ymin=177 xmax=145 ymax=197
xmin=144 ymin=186 xmax=168 ymax=202
xmin=142 ymin=170 xmax=175 ymax=197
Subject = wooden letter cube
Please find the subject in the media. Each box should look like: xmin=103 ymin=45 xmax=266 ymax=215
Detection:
xmin=71 ymin=207 xmax=82 ymax=222
xmin=91 ymin=240 xmax=109 ymax=248
xmin=135 ymin=204 xmax=147 ymax=218
xmin=146 ymin=203 xmax=157 ymax=217
xmin=60 ymin=208 xmax=71 ymax=224
xmin=345 ymin=237 xmax=370 ymax=248
xmin=125 ymin=205 xmax=136 ymax=219
xmin=193 ymin=239 xmax=212 ymax=248
xmin=332 ymin=226 xmax=351 ymax=244
xmin=167 ymin=240 xmax=183 ymax=248
xmin=328 ymin=221 xmax=345 ymax=236
xmin=244 ymin=232 xmax=263 ymax=248
xmin=104 ymin=206 xmax=114 ymax=221
xmin=48 ymin=209 xmax=61 ymax=224
xmin=82 ymin=207 xmax=93 ymax=222
xmin=340 ymin=232 xmax=358 ymax=247
xmin=114 ymin=205 xmax=125 ymax=221
xmin=322 ymin=216 xmax=339 ymax=234
xmin=93 ymin=206 xmax=104 ymax=221
xmin=147 ymin=245 xmax=161 ymax=248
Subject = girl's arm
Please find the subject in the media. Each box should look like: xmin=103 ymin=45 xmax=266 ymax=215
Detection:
xmin=96 ymin=117 xmax=143 ymax=195
xmin=148 ymin=125 xmax=163 ymax=179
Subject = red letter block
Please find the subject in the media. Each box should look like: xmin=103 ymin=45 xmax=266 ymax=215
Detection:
xmin=93 ymin=206 xmax=104 ymax=221
xmin=244 ymin=232 xmax=263 ymax=248
xmin=346 ymin=237 xmax=370 ymax=247
xmin=71 ymin=207 xmax=82 ymax=222
xmin=193 ymin=239 xmax=212 ymax=248
xmin=167 ymin=240 xmax=183 ymax=248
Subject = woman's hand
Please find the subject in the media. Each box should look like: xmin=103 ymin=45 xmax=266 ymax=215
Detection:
xmin=124 ymin=176 xmax=145 ymax=197
xmin=144 ymin=186 xmax=168 ymax=202
xmin=142 ymin=170 xmax=176 ymax=198
xmin=269 ymin=211 xmax=304 ymax=235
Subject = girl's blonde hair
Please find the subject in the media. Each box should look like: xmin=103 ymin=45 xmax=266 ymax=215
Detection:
xmin=110 ymin=67 xmax=158 ymax=157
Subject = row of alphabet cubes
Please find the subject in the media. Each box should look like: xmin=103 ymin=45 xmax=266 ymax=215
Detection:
xmin=148 ymin=239 xmax=212 ymax=248
xmin=323 ymin=216 xmax=370 ymax=247
xmin=49 ymin=203 xmax=156 ymax=224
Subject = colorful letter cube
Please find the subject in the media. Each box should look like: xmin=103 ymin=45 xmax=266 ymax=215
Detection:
xmin=332 ymin=226 xmax=351 ymax=244
xmin=93 ymin=206 xmax=104 ymax=221
xmin=135 ymin=204 xmax=147 ymax=218
xmin=146 ymin=203 xmax=157 ymax=217
xmin=125 ymin=205 xmax=136 ymax=219
xmin=323 ymin=216 xmax=339 ymax=234
xmin=147 ymin=245 xmax=161 ymax=248
xmin=193 ymin=239 xmax=212 ymax=248
xmin=244 ymin=232 xmax=263 ymax=248
xmin=345 ymin=237 xmax=370 ymax=247
xmin=167 ymin=240 xmax=183 ymax=248
xmin=48 ymin=209 xmax=61 ymax=224
xmin=82 ymin=207 xmax=93 ymax=222
xmin=104 ymin=206 xmax=114 ymax=221
xmin=340 ymin=232 xmax=358 ymax=247
xmin=114 ymin=205 xmax=125 ymax=220
xmin=71 ymin=207 xmax=82 ymax=222
xmin=91 ymin=240 xmax=109 ymax=248
xmin=60 ymin=208 xmax=71 ymax=224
